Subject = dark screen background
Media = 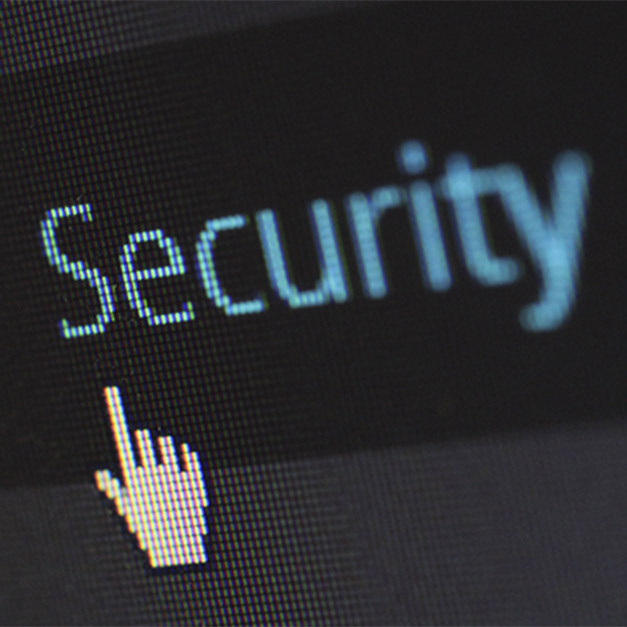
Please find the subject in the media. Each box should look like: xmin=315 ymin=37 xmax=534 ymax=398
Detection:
xmin=4 ymin=4 xmax=627 ymax=625
xmin=2 ymin=4 xmax=626 ymax=487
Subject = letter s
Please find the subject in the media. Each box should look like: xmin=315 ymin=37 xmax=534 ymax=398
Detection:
xmin=40 ymin=204 xmax=115 ymax=338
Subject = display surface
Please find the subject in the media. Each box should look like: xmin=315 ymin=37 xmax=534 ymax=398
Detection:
xmin=2 ymin=3 xmax=627 ymax=624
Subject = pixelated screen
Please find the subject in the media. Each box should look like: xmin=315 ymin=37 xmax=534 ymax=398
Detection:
xmin=2 ymin=2 xmax=627 ymax=624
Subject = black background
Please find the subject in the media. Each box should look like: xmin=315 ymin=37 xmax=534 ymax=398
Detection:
xmin=2 ymin=4 xmax=627 ymax=486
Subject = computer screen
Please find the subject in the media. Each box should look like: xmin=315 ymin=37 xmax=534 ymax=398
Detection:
xmin=2 ymin=2 xmax=627 ymax=624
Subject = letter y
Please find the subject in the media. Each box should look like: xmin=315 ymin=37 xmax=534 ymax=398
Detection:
xmin=484 ymin=152 xmax=592 ymax=331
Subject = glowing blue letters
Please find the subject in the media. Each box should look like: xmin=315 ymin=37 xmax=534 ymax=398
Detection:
xmin=120 ymin=230 xmax=195 ymax=326
xmin=256 ymin=200 xmax=349 ymax=308
xmin=399 ymin=140 xmax=453 ymax=292
xmin=347 ymin=140 xmax=452 ymax=296
xmin=40 ymin=204 xmax=115 ymax=338
xmin=439 ymin=154 xmax=522 ymax=287
xmin=196 ymin=215 xmax=267 ymax=315
xmin=41 ymin=140 xmax=593 ymax=337
xmin=473 ymin=152 xmax=592 ymax=331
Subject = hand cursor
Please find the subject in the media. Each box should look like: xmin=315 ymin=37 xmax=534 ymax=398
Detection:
xmin=94 ymin=386 xmax=209 ymax=568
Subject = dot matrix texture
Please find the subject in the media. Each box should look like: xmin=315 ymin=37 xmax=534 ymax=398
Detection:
xmin=7 ymin=424 xmax=627 ymax=624
xmin=2 ymin=2 xmax=342 ymax=75
xmin=157 ymin=460 xmax=366 ymax=625
xmin=95 ymin=387 xmax=210 ymax=568
xmin=3 ymin=2 xmax=618 ymax=490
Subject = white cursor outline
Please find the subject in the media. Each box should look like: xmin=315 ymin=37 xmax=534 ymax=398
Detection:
xmin=94 ymin=386 xmax=209 ymax=568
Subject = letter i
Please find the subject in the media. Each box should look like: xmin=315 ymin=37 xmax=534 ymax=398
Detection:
xmin=397 ymin=141 xmax=452 ymax=292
